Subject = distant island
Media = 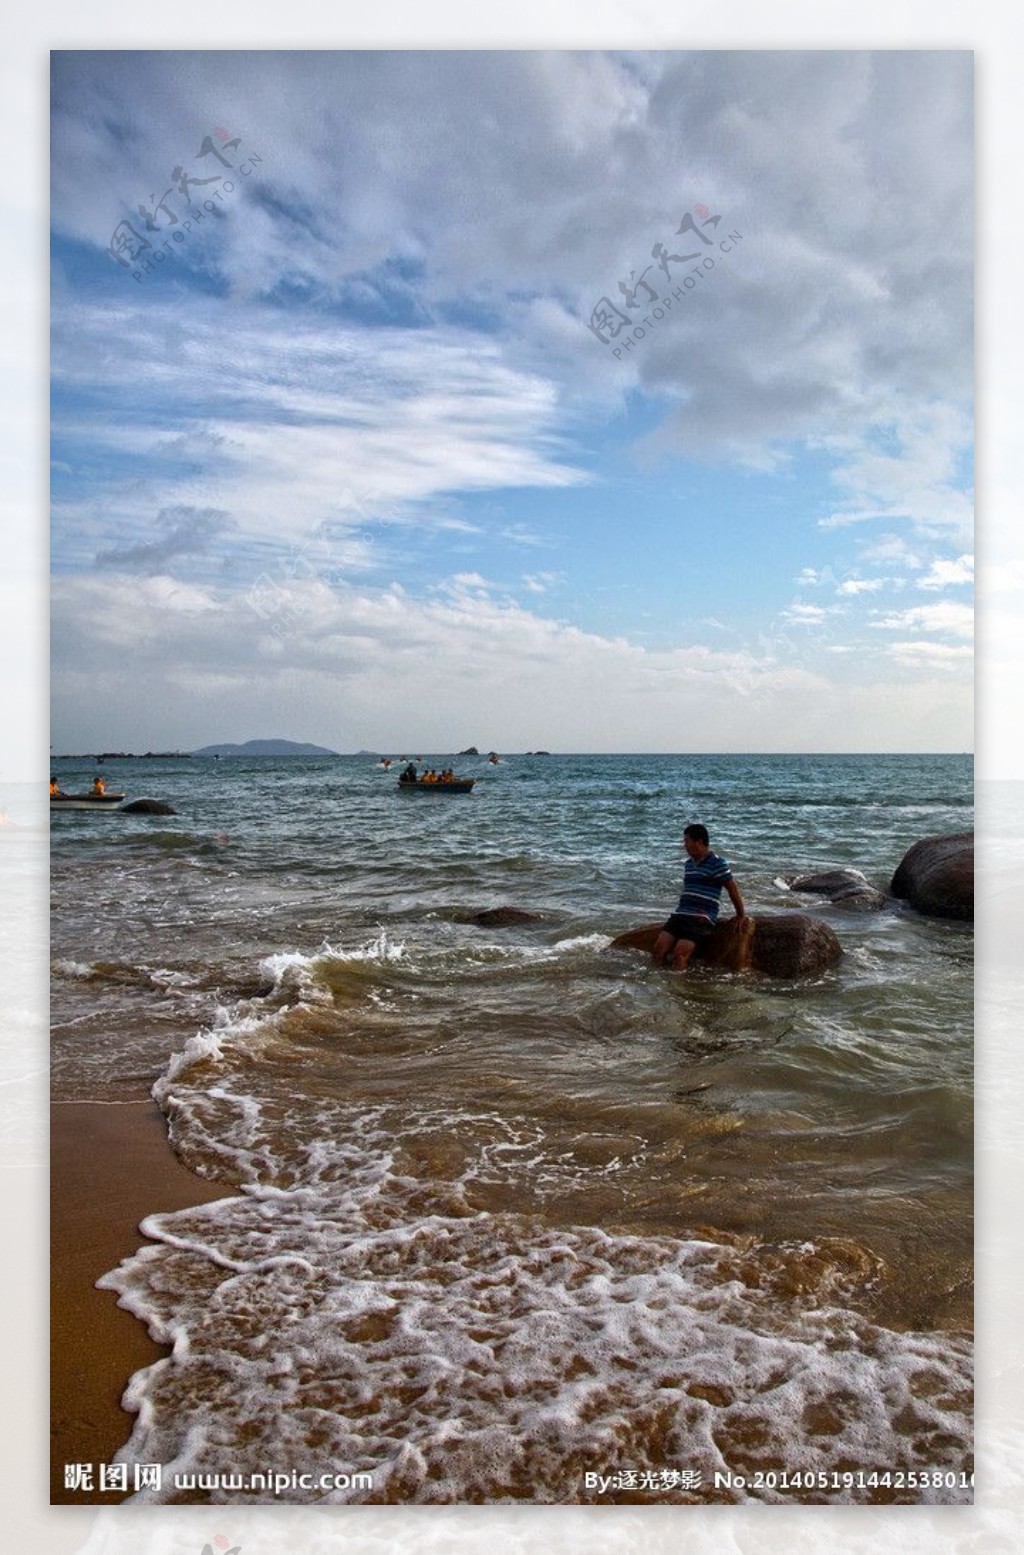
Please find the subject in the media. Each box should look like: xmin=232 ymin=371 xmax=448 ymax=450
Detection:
xmin=52 ymin=750 xmax=191 ymax=760
xmin=192 ymin=739 xmax=340 ymax=757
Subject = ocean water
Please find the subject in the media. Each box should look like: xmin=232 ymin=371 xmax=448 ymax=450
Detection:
xmin=50 ymin=752 xmax=973 ymax=1505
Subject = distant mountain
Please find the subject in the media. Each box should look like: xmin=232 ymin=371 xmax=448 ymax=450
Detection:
xmin=192 ymin=739 xmax=339 ymax=757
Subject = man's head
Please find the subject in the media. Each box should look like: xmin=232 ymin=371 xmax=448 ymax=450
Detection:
xmin=683 ymin=822 xmax=710 ymax=858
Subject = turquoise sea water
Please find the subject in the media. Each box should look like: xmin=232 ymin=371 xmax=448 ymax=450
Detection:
xmin=50 ymin=752 xmax=973 ymax=1504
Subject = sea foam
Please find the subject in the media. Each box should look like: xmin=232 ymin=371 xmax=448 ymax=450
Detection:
xmin=100 ymin=1178 xmax=972 ymax=1506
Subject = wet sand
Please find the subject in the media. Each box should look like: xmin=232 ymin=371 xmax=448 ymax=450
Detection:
xmin=50 ymin=1101 xmax=235 ymax=1505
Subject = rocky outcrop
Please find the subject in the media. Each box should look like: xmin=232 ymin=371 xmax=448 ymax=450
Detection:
xmin=890 ymin=833 xmax=973 ymax=921
xmin=609 ymin=913 xmax=842 ymax=978
xmin=119 ymin=798 xmax=177 ymax=815
xmin=785 ymin=868 xmax=887 ymax=910
xmin=470 ymin=907 xmax=543 ymax=927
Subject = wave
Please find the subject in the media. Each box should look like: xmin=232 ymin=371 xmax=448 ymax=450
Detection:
xmin=99 ymin=1172 xmax=972 ymax=1505
xmin=89 ymin=896 xmax=973 ymax=1507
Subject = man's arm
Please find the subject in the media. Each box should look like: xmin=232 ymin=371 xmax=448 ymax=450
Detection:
xmin=726 ymin=878 xmax=746 ymax=919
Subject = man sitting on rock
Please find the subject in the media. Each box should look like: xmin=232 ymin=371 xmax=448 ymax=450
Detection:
xmin=652 ymin=823 xmax=747 ymax=973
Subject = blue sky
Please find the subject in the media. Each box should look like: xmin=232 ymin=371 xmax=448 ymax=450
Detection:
xmin=50 ymin=50 xmax=973 ymax=752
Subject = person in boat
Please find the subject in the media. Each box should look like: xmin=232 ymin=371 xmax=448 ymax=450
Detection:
xmin=651 ymin=823 xmax=747 ymax=973
xmin=50 ymin=778 xmax=62 ymax=797
xmin=423 ymin=769 xmax=438 ymax=783
xmin=401 ymin=762 xmax=418 ymax=783
xmin=92 ymin=776 xmax=107 ymax=796
xmin=440 ymin=769 xmax=454 ymax=783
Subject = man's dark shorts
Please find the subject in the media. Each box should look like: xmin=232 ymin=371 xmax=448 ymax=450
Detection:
xmin=661 ymin=913 xmax=714 ymax=943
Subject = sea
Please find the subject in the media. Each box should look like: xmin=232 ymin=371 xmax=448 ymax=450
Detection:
xmin=49 ymin=751 xmax=974 ymax=1506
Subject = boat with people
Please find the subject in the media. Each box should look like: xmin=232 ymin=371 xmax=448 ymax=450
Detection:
xmin=397 ymin=763 xmax=475 ymax=794
xmin=50 ymin=792 xmax=126 ymax=810
xmin=398 ymin=778 xmax=475 ymax=794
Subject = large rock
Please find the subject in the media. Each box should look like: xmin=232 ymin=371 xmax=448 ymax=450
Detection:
xmin=119 ymin=798 xmax=177 ymax=815
xmin=470 ymin=907 xmax=543 ymax=927
xmin=785 ymin=868 xmax=887 ymax=910
xmin=890 ymin=833 xmax=973 ymax=921
xmin=609 ymin=913 xmax=842 ymax=978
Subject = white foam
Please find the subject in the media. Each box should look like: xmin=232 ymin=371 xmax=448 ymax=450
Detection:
xmin=51 ymin=958 xmax=94 ymax=978
xmin=147 ymin=967 xmax=204 ymax=992
xmin=553 ymin=933 xmax=613 ymax=953
xmin=119 ymin=931 xmax=973 ymax=1506
xmin=100 ymin=1187 xmax=972 ymax=1506
xmin=159 ymin=1028 xmax=228 ymax=1085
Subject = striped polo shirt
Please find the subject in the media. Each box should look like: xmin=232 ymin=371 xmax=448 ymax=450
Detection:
xmin=675 ymin=851 xmax=734 ymax=925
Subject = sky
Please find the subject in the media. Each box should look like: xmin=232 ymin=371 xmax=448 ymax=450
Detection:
xmin=49 ymin=49 xmax=974 ymax=754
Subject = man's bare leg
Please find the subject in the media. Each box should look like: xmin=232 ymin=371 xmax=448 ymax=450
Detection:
xmin=670 ymin=937 xmax=697 ymax=973
xmin=651 ymin=930 xmax=676 ymax=968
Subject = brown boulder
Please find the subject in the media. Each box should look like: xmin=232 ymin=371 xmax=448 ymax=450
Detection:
xmin=609 ymin=913 xmax=842 ymax=978
xmin=785 ymin=868 xmax=887 ymax=910
xmin=470 ymin=907 xmax=543 ymax=927
xmin=890 ymin=833 xmax=973 ymax=921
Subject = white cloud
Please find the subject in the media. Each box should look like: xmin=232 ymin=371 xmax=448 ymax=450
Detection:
xmin=522 ymin=572 xmax=560 ymax=594
xmin=441 ymin=573 xmax=493 ymax=597
xmin=51 ymin=570 xmax=972 ymax=753
xmin=48 ymin=52 xmax=974 ymax=756
xmin=837 ymin=578 xmax=886 ymax=596
xmin=780 ymin=601 xmax=829 ymax=627
xmin=815 ymin=404 xmax=972 ymax=544
xmin=52 ymin=301 xmax=589 ymax=566
xmin=53 ymin=53 xmax=971 ymax=473
xmin=859 ymin=535 xmax=924 ymax=569
xmin=917 ymin=554 xmax=974 ymax=589
xmin=871 ymin=601 xmax=974 ymax=639
xmin=887 ymin=641 xmax=973 ymax=667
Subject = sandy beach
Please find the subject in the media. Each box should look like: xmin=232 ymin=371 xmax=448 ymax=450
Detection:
xmin=50 ymin=1101 xmax=234 ymax=1505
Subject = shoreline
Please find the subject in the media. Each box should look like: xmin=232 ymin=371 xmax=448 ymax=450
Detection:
xmin=50 ymin=1099 xmax=236 ymax=1505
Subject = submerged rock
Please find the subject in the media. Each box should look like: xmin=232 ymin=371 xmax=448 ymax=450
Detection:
xmin=119 ymin=798 xmax=177 ymax=815
xmin=785 ymin=868 xmax=887 ymax=910
xmin=470 ymin=907 xmax=543 ymax=927
xmin=890 ymin=833 xmax=973 ymax=921
xmin=609 ymin=912 xmax=842 ymax=978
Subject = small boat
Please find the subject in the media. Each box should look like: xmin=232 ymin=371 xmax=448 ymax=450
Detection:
xmin=397 ymin=776 xmax=475 ymax=795
xmin=50 ymin=792 xmax=126 ymax=811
